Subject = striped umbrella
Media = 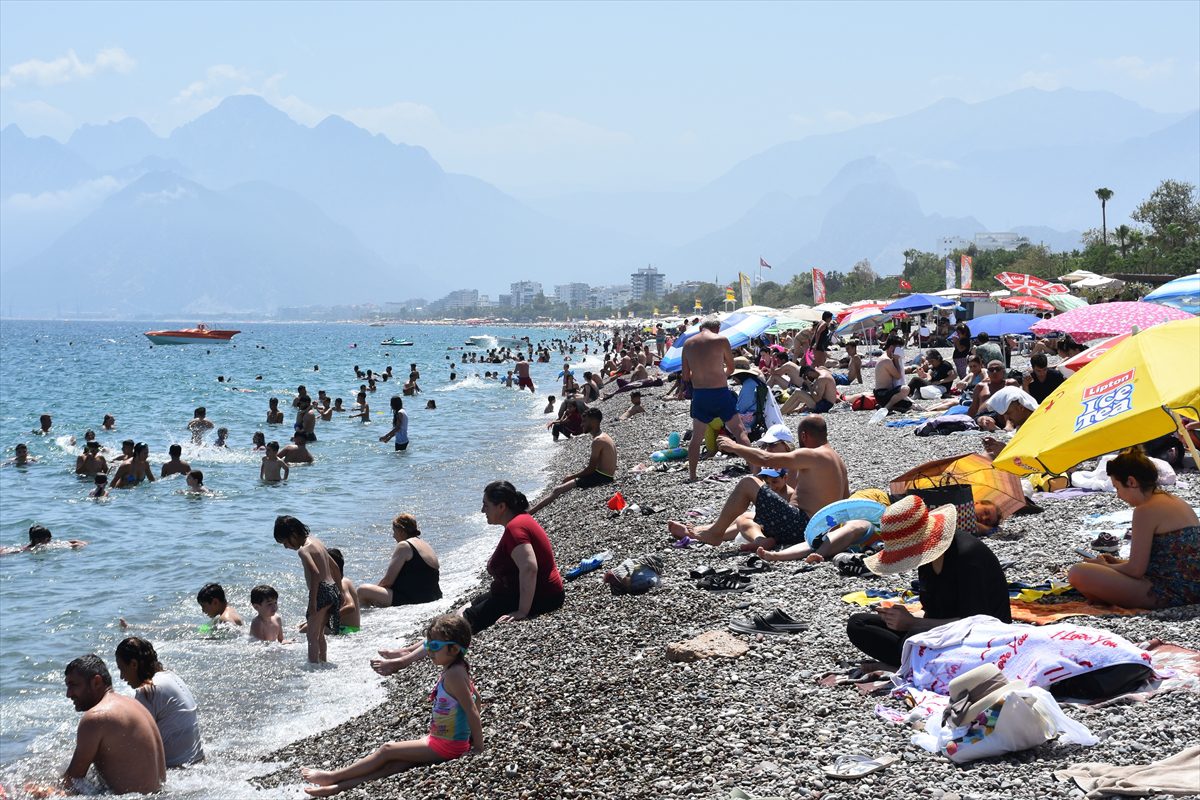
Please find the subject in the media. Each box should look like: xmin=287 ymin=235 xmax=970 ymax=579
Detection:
xmin=835 ymin=307 xmax=892 ymax=336
xmin=1030 ymin=301 xmax=1192 ymax=342
xmin=659 ymin=312 xmax=776 ymax=373
xmin=1144 ymin=273 xmax=1200 ymax=315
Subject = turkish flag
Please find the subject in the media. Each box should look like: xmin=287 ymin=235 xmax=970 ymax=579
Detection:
xmin=759 ymin=257 xmax=772 ymax=269
xmin=899 ymin=278 xmax=912 ymax=290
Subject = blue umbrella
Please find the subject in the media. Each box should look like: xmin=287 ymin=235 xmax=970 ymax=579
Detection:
xmin=967 ymin=313 xmax=1043 ymax=338
xmin=660 ymin=312 xmax=776 ymax=373
xmin=881 ymin=293 xmax=957 ymax=315
xmin=1144 ymin=273 xmax=1200 ymax=315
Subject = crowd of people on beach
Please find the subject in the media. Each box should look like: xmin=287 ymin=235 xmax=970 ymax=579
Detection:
xmin=5 ymin=312 xmax=1199 ymax=796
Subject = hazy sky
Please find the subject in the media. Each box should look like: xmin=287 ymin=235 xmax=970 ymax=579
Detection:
xmin=2 ymin=0 xmax=1197 ymax=195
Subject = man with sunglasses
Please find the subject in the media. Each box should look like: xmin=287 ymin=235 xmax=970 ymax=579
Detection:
xmin=967 ymin=360 xmax=1011 ymax=420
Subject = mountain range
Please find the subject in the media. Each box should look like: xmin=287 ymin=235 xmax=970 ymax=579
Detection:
xmin=0 ymin=88 xmax=1196 ymax=315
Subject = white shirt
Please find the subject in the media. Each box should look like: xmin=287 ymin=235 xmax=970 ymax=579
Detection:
xmin=137 ymin=671 xmax=204 ymax=767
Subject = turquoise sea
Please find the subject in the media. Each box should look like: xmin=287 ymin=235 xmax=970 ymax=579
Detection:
xmin=0 ymin=320 xmax=582 ymax=797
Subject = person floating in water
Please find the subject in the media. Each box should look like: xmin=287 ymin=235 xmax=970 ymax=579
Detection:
xmin=1 ymin=524 xmax=87 ymax=556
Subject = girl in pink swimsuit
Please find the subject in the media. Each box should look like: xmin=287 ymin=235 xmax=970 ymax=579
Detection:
xmin=298 ymin=615 xmax=482 ymax=797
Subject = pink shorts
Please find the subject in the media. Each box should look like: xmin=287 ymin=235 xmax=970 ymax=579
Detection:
xmin=427 ymin=735 xmax=470 ymax=761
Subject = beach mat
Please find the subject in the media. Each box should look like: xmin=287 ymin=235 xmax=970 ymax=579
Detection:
xmin=1009 ymin=600 xmax=1142 ymax=625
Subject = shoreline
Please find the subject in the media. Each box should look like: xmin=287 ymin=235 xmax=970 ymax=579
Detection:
xmin=256 ymin=367 xmax=1200 ymax=799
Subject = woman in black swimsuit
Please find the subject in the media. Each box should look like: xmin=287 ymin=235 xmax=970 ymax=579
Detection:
xmin=357 ymin=514 xmax=442 ymax=607
xmin=951 ymin=323 xmax=972 ymax=378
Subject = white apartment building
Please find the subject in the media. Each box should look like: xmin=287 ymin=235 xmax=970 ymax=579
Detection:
xmin=630 ymin=265 xmax=666 ymax=301
xmin=554 ymin=282 xmax=591 ymax=307
xmin=509 ymin=281 xmax=543 ymax=307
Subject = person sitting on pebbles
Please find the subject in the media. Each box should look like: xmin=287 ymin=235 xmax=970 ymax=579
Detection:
xmin=668 ymin=417 xmax=848 ymax=549
xmin=528 ymin=408 xmax=617 ymax=516
xmin=977 ymin=386 xmax=1038 ymax=433
xmin=845 ymin=495 xmax=1010 ymax=669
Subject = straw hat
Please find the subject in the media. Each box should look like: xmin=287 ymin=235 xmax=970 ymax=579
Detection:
xmin=943 ymin=663 xmax=1027 ymax=728
xmin=864 ymin=495 xmax=957 ymax=575
xmin=730 ymin=356 xmax=763 ymax=382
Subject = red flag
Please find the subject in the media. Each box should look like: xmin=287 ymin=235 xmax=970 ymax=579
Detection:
xmin=606 ymin=492 xmax=627 ymax=511
xmin=759 ymin=257 xmax=772 ymax=269
xmin=899 ymin=278 xmax=912 ymax=290
xmin=811 ymin=268 xmax=827 ymax=304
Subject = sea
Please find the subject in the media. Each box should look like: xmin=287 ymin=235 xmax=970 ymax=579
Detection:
xmin=0 ymin=320 xmax=590 ymax=797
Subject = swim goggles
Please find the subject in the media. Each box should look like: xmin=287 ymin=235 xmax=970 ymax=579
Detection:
xmin=424 ymin=639 xmax=466 ymax=654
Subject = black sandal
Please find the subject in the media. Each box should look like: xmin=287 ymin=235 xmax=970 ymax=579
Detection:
xmin=697 ymin=573 xmax=752 ymax=593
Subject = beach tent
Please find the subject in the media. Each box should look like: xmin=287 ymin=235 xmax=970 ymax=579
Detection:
xmin=968 ymin=313 xmax=1043 ymax=338
xmin=659 ymin=312 xmax=776 ymax=373
xmin=994 ymin=317 xmax=1200 ymax=476
xmin=881 ymin=294 xmax=956 ymax=315
xmin=1144 ymin=273 xmax=1200 ymax=315
xmin=890 ymin=452 xmax=1026 ymax=520
xmin=1030 ymin=301 xmax=1192 ymax=342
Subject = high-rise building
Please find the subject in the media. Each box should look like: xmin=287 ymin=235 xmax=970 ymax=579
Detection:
xmin=441 ymin=289 xmax=479 ymax=311
xmin=509 ymin=281 xmax=543 ymax=307
xmin=630 ymin=266 xmax=665 ymax=301
xmin=555 ymin=282 xmax=591 ymax=307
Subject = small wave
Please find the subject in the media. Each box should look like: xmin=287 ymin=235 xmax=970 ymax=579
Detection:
xmin=435 ymin=375 xmax=495 ymax=392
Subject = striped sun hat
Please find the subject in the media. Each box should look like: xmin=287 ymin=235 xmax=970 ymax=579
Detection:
xmin=864 ymin=495 xmax=958 ymax=575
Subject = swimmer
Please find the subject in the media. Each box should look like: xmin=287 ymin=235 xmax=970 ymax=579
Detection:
xmin=184 ymin=470 xmax=213 ymax=496
xmin=249 ymin=585 xmax=285 ymax=643
xmin=273 ymin=515 xmax=339 ymax=663
xmin=196 ymin=583 xmax=243 ymax=627
xmin=317 ymin=398 xmax=334 ymax=422
xmin=160 ymin=444 xmax=191 ymax=479
xmin=267 ymin=398 xmax=285 ymax=425
xmin=348 ymin=392 xmax=370 ymax=423
xmin=260 ymin=441 xmax=290 ymax=481
xmin=77 ymin=441 xmax=108 ymax=476
xmin=252 ymin=432 xmax=267 ymax=451
xmin=8 ymin=443 xmax=38 ymax=465
xmin=102 ymin=414 xmax=116 ymax=430
xmin=33 ymin=414 xmax=52 ymax=435
xmin=112 ymin=443 xmax=155 ymax=488
xmin=187 ymin=408 xmax=214 ymax=444
xmin=279 ymin=432 xmax=313 ymax=465
xmin=333 ymin=398 xmax=345 ymax=413
xmin=89 ymin=474 xmax=110 ymax=499
xmin=425 ymin=400 xmax=436 ymax=410
xmin=1 ymin=524 xmax=87 ymax=556
xmin=214 ymin=428 xmax=229 ymax=448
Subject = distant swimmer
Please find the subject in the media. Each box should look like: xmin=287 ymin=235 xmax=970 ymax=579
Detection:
xmin=61 ymin=655 xmax=166 ymax=795
xmin=89 ymin=474 xmax=109 ymax=499
xmin=252 ymin=431 xmax=267 ymax=450
xmin=102 ymin=414 xmax=116 ymax=430
xmin=293 ymin=385 xmax=310 ymax=408
xmin=196 ymin=583 xmax=243 ymax=627
xmin=160 ymin=444 xmax=191 ymax=479
xmin=332 ymin=398 xmax=345 ymax=413
xmin=184 ymin=470 xmax=214 ymax=496
xmin=295 ymin=398 xmax=318 ymax=441
xmin=425 ymin=400 xmax=436 ymax=410
xmin=76 ymin=440 xmax=108 ymax=476
xmin=260 ymin=441 xmax=290 ymax=482
xmin=267 ymin=398 xmax=285 ymax=425
xmin=279 ymin=432 xmax=314 ymax=464
xmin=0 ymin=524 xmax=87 ymax=556
xmin=317 ymin=398 xmax=335 ymax=421
xmin=379 ymin=397 xmax=408 ymax=451
xmin=7 ymin=442 xmax=37 ymax=465
xmin=112 ymin=443 xmax=155 ymax=488
xmin=32 ymin=414 xmax=52 ymax=435
xmin=214 ymin=428 xmax=229 ymax=448
xmin=188 ymin=407 xmax=214 ymax=444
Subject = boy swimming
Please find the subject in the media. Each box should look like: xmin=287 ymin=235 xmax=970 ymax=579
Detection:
xmin=249 ymin=585 xmax=285 ymax=643
xmin=196 ymin=583 xmax=243 ymax=628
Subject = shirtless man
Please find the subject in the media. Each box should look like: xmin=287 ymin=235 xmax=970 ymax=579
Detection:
xmin=279 ymin=432 xmax=314 ymax=464
xmin=75 ymin=441 xmax=108 ymax=477
xmin=187 ymin=407 xmax=214 ymax=444
xmin=294 ymin=399 xmax=318 ymax=442
xmin=528 ymin=408 xmax=618 ymax=515
xmin=266 ymin=398 xmax=285 ymax=425
xmin=62 ymin=655 xmax=165 ymax=795
xmin=872 ymin=335 xmax=911 ymax=413
xmin=669 ymin=416 xmax=849 ymax=548
xmin=293 ymin=386 xmax=310 ymax=408
xmin=33 ymin=414 xmax=53 ymax=435
xmin=619 ymin=391 xmax=646 ymax=420
xmin=681 ymin=316 xmax=751 ymax=482
xmin=515 ymin=358 xmax=536 ymax=393
xmin=160 ymin=444 xmax=191 ymax=478
xmin=781 ymin=364 xmax=839 ymax=414
xmin=968 ymin=360 xmax=1011 ymax=419
xmin=8 ymin=443 xmax=37 ymax=465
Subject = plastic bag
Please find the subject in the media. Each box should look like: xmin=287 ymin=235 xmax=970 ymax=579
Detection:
xmin=604 ymin=554 xmax=664 ymax=595
xmin=919 ymin=385 xmax=944 ymax=400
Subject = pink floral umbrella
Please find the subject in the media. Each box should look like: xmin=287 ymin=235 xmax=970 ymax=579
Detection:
xmin=1030 ymin=301 xmax=1192 ymax=342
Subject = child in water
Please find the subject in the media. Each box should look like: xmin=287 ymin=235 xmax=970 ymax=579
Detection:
xmin=249 ymin=585 xmax=285 ymax=643
xmin=299 ymin=614 xmax=482 ymax=796
xmin=260 ymin=442 xmax=289 ymax=482
xmin=274 ymin=515 xmax=340 ymax=663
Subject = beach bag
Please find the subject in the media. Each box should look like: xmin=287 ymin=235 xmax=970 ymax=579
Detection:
xmin=851 ymin=395 xmax=878 ymax=411
xmin=940 ymin=688 xmax=1059 ymax=763
xmin=604 ymin=554 xmax=665 ymax=596
xmin=903 ymin=481 xmax=977 ymax=537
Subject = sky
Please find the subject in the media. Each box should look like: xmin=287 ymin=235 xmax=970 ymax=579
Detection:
xmin=1 ymin=0 xmax=1198 ymax=196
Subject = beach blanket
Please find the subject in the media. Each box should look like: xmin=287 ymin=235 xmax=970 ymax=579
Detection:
xmin=898 ymin=615 xmax=1155 ymax=695
xmin=1054 ymin=746 xmax=1200 ymax=799
xmin=1009 ymin=599 xmax=1141 ymax=625
xmin=840 ymin=589 xmax=918 ymax=606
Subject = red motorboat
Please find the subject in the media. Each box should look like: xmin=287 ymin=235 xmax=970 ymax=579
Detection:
xmin=144 ymin=324 xmax=240 ymax=345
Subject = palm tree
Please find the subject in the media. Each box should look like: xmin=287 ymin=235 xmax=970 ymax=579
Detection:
xmin=1114 ymin=224 xmax=1132 ymax=258
xmin=1095 ymin=187 xmax=1114 ymax=245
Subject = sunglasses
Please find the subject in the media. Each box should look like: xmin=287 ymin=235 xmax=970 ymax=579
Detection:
xmin=987 ymin=367 xmax=1004 ymax=372
xmin=423 ymin=639 xmax=464 ymax=653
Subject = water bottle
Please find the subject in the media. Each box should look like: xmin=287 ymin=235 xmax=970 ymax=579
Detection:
xmin=869 ymin=407 xmax=888 ymax=425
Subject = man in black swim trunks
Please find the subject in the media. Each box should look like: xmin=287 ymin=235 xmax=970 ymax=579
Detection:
xmin=528 ymin=408 xmax=618 ymax=515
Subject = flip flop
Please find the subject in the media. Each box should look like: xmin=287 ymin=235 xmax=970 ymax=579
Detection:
xmin=823 ymin=754 xmax=896 ymax=780
xmin=697 ymin=573 xmax=752 ymax=593
xmin=672 ymin=536 xmax=696 ymax=548
xmin=728 ymin=614 xmax=787 ymax=636
xmin=738 ymin=555 xmax=772 ymax=574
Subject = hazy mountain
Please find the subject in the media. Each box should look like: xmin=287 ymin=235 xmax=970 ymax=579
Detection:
xmin=67 ymin=118 xmax=165 ymax=172
xmin=3 ymin=172 xmax=394 ymax=316
xmin=0 ymin=125 xmax=97 ymax=197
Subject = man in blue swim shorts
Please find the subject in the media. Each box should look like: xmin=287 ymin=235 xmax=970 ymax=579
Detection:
xmin=681 ymin=316 xmax=751 ymax=482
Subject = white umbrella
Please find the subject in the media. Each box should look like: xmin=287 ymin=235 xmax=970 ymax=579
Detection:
xmin=1074 ymin=275 xmax=1125 ymax=290
xmin=737 ymin=304 xmax=779 ymax=315
xmin=1059 ymin=270 xmax=1102 ymax=284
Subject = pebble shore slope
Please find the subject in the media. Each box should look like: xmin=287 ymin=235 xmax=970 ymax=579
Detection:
xmin=260 ymin=354 xmax=1200 ymax=800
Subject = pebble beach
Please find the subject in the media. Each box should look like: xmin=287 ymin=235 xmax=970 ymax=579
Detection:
xmin=258 ymin=349 xmax=1200 ymax=800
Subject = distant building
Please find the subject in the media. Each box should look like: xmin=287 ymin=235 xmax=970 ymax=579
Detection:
xmin=974 ymin=232 xmax=1029 ymax=251
xmin=555 ymin=282 xmax=591 ymax=307
xmin=477 ymin=294 xmax=496 ymax=308
xmin=438 ymin=289 xmax=479 ymax=312
xmin=509 ymin=281 xmax=542 ymax=307
xmin=590 ymin=285 xmax=632 ymax=310
xmin=630 ymin=265 xmax=665 ymax=301
xmin=939 ymin=236 xmax=970 ymax=255
xmin=498 ymin=294 xmax=512 ymax=307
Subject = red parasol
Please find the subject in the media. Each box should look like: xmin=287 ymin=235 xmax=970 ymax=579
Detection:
xmin=995 ymin=272 xmax=1051 ymax=293
xmin=999 ymin=295 xmax=1055 ymax=312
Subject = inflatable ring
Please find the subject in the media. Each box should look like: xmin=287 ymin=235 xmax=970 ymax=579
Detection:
xmin=804 ymin=498 xmax=887 ymax=546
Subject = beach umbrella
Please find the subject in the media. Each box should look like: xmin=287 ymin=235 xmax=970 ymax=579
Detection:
xmin=767 ymin=305 xmax=822 ymax=332
xmin=737 ymin=304 xmax=779 ymax=315
xmin=881 ymin=293 xmax=956 ymax=315
xmin=835 ymin=307 xmax=892 ymax=336
xmin=889 ymin=452 xmax=1026 ymax=520
xmin=998 ymin=295 xmax=1055 ymax=312
xmin=659 ymin=311 xmax=776 ymax=373
xmin=995 ymin=272 xmax=1051 ymax=294
xmin=968 ymin=313 xmax=1043 ymax=338
xmin=989 ymin=290 xmax=1012 ymax=298
xmin=1074 ymin=275 xmax=1125 ymax=291
xmin=1059 ymin=269 xmax=1101 ymax=284
xmin=1030 ymin=301 xmax=1192 ymax=342
xmin=1144 ymin=273 xmax=1200 ymax=315
xmin=1044 ymin=294 xmax=1088 ymax=313
xmin=1029 ymin=282 xmax=1071 ymax=296
xmin=994 ymin=317 xmax=1200 ymax=476
xmin=1057 ymin=332 xmax=1131 ymax=376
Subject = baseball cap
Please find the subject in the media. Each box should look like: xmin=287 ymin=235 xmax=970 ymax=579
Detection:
xmin=757 ymin=424 xmax=795 ymax=445
xmin=758 ymin=467 xmax=787 ymax=478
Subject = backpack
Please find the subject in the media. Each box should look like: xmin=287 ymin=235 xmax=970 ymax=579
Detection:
xmin=749 ymin=381 xmax=769 ymax=441
xmin=851 ymin=394 xmax=878 ymax=411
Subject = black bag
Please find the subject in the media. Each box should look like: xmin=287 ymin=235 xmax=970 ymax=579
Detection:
xmin=899 ymin=481 xmax=978 ymax=537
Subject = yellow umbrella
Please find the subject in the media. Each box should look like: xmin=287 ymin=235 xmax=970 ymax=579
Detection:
xmin=890 ymin=452 xmax=1026 ymax=520
xmin=995 ymin=317 xmax=1200 ymax=476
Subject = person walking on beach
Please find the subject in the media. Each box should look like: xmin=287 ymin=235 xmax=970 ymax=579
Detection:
xmin=274 ymin=515 xmax=340 ymax=664
xmin=300 ymin=614 xmax=482 ymax=797
xmin=528 ymin=408 xmax=617 ymax=515
xmin=379 ymin=396 xmax=409 ymax=451
xmin=682 ymin=316 xmax=751 ymax=482
xmin=62 ymin=654 xmax=166 ymax=795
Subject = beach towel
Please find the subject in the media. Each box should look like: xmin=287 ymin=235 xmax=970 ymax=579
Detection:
xmin=898 ymin=615 xmax=1155 ymax=695
xmin=1009 ymin=599 xmax=1142 ymax=625
xmin=1054 ymin=746 xmax=1200 ymax=799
